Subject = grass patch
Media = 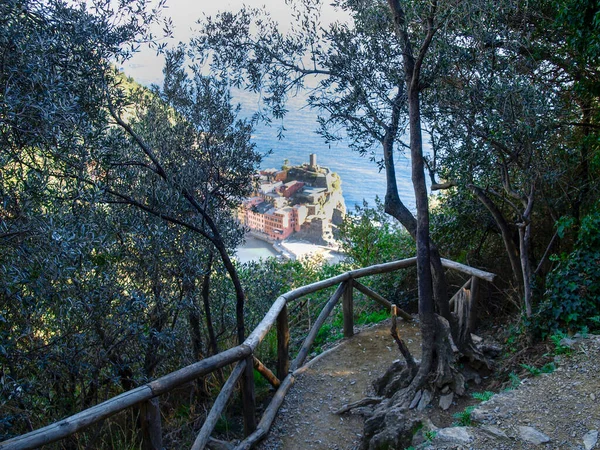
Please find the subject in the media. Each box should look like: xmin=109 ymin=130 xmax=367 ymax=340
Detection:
xmin=472 ymin=391 xmax=494 ymax=402
xmin=520 ymin=362 xmax=556 ymax=377
xmin=313 ymin=323 xmax=344 ymax=354
xmin=504 ymin=372 xmax=521 ymax=391
xmin=424 ymin=429 xmax=438 ymax=442
xmin=550 ymin=331 xmax=572 ymax=355
xmin=356 ymin=309 xmax=388 ymax=326
xmin=452 ymin=405 xmax=476 ymax=426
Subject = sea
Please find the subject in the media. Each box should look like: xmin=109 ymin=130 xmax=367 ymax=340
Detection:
xmin=237 ymin=91 xmax=416 ymax=213
xmin=234 ymin=92 xmax=418 ymax=263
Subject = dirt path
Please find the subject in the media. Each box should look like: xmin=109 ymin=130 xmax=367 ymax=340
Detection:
xmin=257 ymin=318 xmax=422 ymax=450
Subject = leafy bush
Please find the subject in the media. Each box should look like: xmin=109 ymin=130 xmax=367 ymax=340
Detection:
xmin=534 ymin=210 xmax=600 ymax=335
xmin=338 ymin=199 xmax=417 ymax=309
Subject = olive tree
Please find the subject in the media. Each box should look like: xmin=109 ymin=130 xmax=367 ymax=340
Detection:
xmin=193 ymin=0 xmax=495 ymax=446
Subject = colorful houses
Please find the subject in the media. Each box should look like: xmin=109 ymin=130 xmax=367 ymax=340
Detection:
xmin=238 ymin=154 xmax=346 ymax=244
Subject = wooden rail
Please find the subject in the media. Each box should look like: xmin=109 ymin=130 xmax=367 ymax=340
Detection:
xmin=0 ymin=257 xmax=495 ymax=450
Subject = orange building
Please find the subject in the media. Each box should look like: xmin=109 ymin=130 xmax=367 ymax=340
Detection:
xmin=264 ymin=207 xmax=295 ymax=240
xmin=280 ymin=180 xmax=304 ymax=198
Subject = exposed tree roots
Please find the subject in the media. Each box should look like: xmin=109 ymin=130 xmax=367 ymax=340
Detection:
xmin=336 ymin=313 xmax=498 ymax=450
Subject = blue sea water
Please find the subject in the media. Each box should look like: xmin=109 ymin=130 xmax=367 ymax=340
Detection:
xmin=237 ymin=92 xmax=417 ymax=212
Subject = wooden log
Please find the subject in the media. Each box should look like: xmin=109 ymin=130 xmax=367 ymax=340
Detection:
xmin=191 ymin=360 xmax=247 ymax=450
xmin=453 ymin=287 xmax=470 ymax=346
xmin=276 ymin=305 xmax=289 ymax=380
xmin=243 ymin=295 xmax=287 ymax=351
xmin=352 ymin=280 xmax=392 ymax=309
xmin=243 ymin=258 xmax=492 ymax=350
xmin=234 ymin=373 xmax=296 ymax=450
xmin=343 ymin=280 xmax=354 ymax=338
xmin=241 ymin=355 xmax=257 ymax=436
xmin=278 ymin=257 xmax=493 ymax=302
xmin=348 ymin=257 xmax=417 ymax=279
xmin=0 ymin=345 xmax=252 ymax=450
xmin=283 ymin=258 xmax=419 ymax=301
xmin=140 ymin=398 xmax=162 ymax=450
xmin=280 ymin=257 xmax=492 ymax=303
xmin=449 ymin=278 xmax=472 ymax=309
xmin=440 ymin=258 xmax=495 ymax=282
xmin=468 ymin=276 xmax=480 ymax=333
xmin=291 ymin=281 xmax=347 ymax=371
xmin=253 ymin=356 xmax=280 ymax=388
xmin=0 ymin=386 xmax=152 ymax=450
xmin=148 ymin=344 xmax=252 ymax=396
xmin=352 ymin=281 xmax=413 ymax=321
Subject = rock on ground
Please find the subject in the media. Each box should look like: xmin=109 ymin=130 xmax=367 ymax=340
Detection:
xmin=421 ymin=335 xmax=600 ymax=450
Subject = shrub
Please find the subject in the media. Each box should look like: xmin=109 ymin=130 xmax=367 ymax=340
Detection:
xmin=534 ymin=210 xmax=600 ymax=335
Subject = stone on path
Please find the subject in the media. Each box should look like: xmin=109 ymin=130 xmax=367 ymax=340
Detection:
xmin=480 ymin=425 xmax=509 ymax=440
xmin=408 ymin=391 xmax=423 ymax=409
xmin=518 ymin=426 xmax=551 ymax=445
xmin=417 ymin=390 xmax=432 ymax=411
xmin=583 ymin=430 xmax=599 ymax=450
xmin=435 ymin=427 xmax=473 ymax=444
xmin=409 ymin=390 xmax=422 ymax=409
xmin=439 ymin=392 xmax=453 ymax=411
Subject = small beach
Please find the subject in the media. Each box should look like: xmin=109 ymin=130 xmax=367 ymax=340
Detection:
xmin=280 ymin=238 xmax=345 ymax=264
xmin=236 ymin=235 xmax=345 ymax=264
xmin=235 ymin=235 xmax=280 ymax=263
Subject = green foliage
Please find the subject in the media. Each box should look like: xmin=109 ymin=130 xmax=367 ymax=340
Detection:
xmin=356 ymin=309 xmax=389 ymax=326
xmin=541 ymin=363 xmax=556 ymax=374
xmin=339 ymin=198 xmax=415 ymax=267
xmin=214 ymin=414 xmax=231 ymax=434
xmin=549 ymin=331 xmax=573 ymax=355
xmin=253 ymin=369 xmax=270 ymax=390
xmin=1 ymin=0 xmax=261 ymax=443
xmin=313 ymin=323 xmax=344 ymax=354
xmin=452 ymin=406 xmax=476 ymax=426
xmin=506 ymin=372 xmax=521 ymax=390
xmin=424 ymin=430 xmax=438 ymax=442
xmin=520 ymin=364 xmax=541 ymax=376
xmin=534 ymin=209 xmax=600 ymax=335
xmin=338 ymin=199 xmax=417 ymax=308
xmin=555 ymin=216 xmax=576 ymax=239
xmin=472 ymin=391 xmax=494 ymax=402
xmin=520 ymin=363 xmax=556 ymax=376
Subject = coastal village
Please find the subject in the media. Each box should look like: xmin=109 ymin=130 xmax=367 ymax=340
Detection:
xmin=237 ymin=154 xmax=347 ymax=248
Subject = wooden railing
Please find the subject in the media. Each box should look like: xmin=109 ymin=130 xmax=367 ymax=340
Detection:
xmin=0 ymin=257 xmax=495 ymax=450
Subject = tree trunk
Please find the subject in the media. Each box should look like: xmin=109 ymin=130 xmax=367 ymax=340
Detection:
xmin=213 ymin=241 xmax=246 ymax=345
xmin=519 ymin=191 xmax=534 ymax=317
xmin=140 ymin=398 xmax=163 ymax=450
xmin=518 ymin=223 xmax=533 ymax=317
xmin=405 ymin=75 xmax=437 ymax=396
xmin=469 ymin=184 xmax=524 ymax=293
xmin=187 ymin=282 xmax=205 ymax=362
xmin=381 ymin=89 xmax=450 ymax=323
xmin=201 ymin=251 xmax=219 ymax=355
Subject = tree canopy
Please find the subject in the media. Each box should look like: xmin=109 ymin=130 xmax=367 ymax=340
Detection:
xmin=1 ymin=0 xmax=599 ymax=447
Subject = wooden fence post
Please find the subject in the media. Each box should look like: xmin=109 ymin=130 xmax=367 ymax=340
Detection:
xmin=343 ymin=279 xmax=354 ymax=338
xmin=276 ymin=304 xmax=290 ymax=380
xmin=468 ymin=276 xmax=480 ymax=333
xmin=139 ymin=398 xmax=162 ymax=450
xmin=241 ymin=355 xmax=257 ymax=436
